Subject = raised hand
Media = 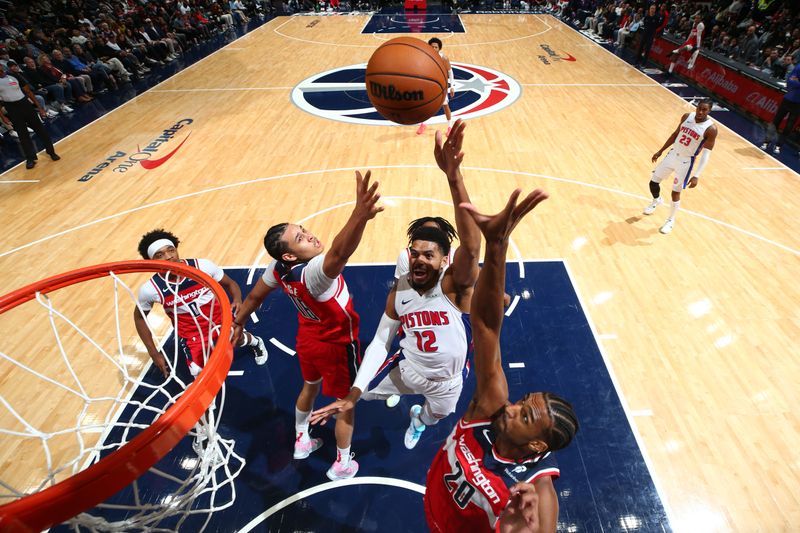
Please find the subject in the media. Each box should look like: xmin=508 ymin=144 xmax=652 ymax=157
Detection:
xmin=354 ymin=170 xmax=383 ymax=220
xmin=309 ymin=397 xmax=356 ymax=426
xmin=498 ymin=483 xmax=540 ymax=533
xmin=460 ymin=188 xmax=549 ymax=243
xmin=434 ymin=118 xmax=466 ymax=177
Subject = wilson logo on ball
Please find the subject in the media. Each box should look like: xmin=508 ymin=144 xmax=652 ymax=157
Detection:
xmin=369 ymin=82 xmax=424 ymax=101
xmin=291 ymin=62 xmax=520 ymax=126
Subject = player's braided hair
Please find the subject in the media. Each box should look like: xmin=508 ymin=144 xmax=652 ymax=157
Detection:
xmin=409 ymin=226 xmax=451 ymax=257
xmin=137 ymin=228 xmax=180 ymax=260
xmin=406 ymin=217 xmax=457 ymax=244
xmin=264 ymin=223 xmax=290 ymax=261
xmin=542 ymin=392 xmax=579 ymax=451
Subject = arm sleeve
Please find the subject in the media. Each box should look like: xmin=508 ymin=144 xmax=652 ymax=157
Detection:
xmin=394 ymin=248 xmax=410 ymax=279
xmin=352 ymin=313 xmax=401 ymax=392
xmin=693 ymin=147 xmax=712 ymax=177
xmin=260 ymin=260 xmax=280 ymax=288
xmin=196 ymin=258 xmax=224 ymax=282
xmin=303 ymin=254 xmax=337 ymax=298
xmin=448 ymin=68 xmax=455 ymax=88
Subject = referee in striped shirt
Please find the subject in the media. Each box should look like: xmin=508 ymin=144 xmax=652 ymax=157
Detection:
xmin=0 ymin=61 xmax=60 ymax=169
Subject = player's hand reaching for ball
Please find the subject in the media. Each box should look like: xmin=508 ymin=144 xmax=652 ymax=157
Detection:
xmin=353 ymin=170 xmax=383 ymax=220
xmin=461 ymin=188 xmax=549 ymax=243
xmin=435 ymin=118 xmax=466 ymax=178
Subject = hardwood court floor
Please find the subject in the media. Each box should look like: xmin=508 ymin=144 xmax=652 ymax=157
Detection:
xmin=1 ymin=13 xmax=799 ymax=532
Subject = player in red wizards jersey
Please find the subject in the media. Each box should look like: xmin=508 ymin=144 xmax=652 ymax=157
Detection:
xmin=134 ymin=228 xmax=269 ymax=379
xmin=234 ymin=171 xmax=383 ymax=480
xmin=424 ymin=188 xmax=579 ymax=533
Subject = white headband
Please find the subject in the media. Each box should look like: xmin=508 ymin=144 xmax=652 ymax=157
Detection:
xmin=147 ymin=239 xmax=176 ymax=259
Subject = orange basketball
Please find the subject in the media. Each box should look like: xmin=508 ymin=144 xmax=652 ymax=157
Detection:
xmin=365 ymin=37 xmax=448 ymax=125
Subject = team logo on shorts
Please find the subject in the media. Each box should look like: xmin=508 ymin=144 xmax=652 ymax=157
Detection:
xmin=290 ymin=63 xmax=521 ymax=125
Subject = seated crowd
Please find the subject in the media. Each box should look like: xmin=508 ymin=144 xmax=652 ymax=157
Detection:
xmin=547 ymin=0 xmax=799 ymax=82
xmin=0 ymin=0 xmax=270 ymax=140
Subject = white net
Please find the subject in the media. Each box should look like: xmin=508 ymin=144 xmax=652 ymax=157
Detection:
xmin=0 ymin=264 xmax=245 ymax=531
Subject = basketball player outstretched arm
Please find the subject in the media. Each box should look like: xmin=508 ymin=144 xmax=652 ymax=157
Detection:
xmin=233 ymin=171 xmax=381 ymax=344
xmin=651 ymin=113 xmax=689 ymax=162
xmin=461 ymin=189 xmax=557 ymax=533
xmin=437 ymin=118 xmax=481 ymax=297
xmin=321 ymin=170 xmax=383 ymax=279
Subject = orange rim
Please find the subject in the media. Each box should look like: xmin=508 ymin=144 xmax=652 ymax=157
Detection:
xmin=0 ymin=260 xmax=233 ymax=532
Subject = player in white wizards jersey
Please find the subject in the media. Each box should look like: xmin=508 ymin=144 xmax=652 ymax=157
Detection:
xmin=417 ymin=37 xmax=456 ymax=136
xmin=643 ymin=99 xmax=718 ymax=234
xmin=311 ymin=119 xmax=482 ymax=450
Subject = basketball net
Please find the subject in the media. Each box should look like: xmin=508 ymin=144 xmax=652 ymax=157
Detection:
xmin=0 ymin=261 xmax=245 ymax=531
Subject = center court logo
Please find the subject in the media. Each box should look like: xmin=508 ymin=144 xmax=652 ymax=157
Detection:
xmin=78 ymin=118 xmax=193 ymax=182
xmin=290 ymin=63 xmax=521 ymax=126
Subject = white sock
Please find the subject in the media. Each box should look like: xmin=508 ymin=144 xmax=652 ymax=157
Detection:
xmin=295 ymin=408 xmax=311 ymax=443
xmin=239 ymin=332 xmax=258 ymax=347
xmin=337 ymin=446 xmax=351 ymax=466
xmin=668 ymin=62 xmax=675 ymax=73
xmin=669 ymin=200 xmax=680 ymax=220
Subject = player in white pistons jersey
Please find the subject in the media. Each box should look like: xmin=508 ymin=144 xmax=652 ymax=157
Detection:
xmin=643 ymin=99 xmax=718 ymax=234
xmin=311 ymin=119 xmax=481 ymax=450
xmin=416 ymin=37 xmax=456 ymax=136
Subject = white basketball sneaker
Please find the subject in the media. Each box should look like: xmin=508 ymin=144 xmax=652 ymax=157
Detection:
xmin=659 ymin=218 xmax=675 ymax=234
xmin=404 ymin=405 xmax=426 ymax=450
xmin=643 ymin=197 xmax=662 ymax=215
xmin=253 ymin=336 xmax=269 ymax=365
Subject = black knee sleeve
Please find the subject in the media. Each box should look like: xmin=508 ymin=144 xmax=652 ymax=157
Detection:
xmin=649 ymin=180 xmax=660 ymax=198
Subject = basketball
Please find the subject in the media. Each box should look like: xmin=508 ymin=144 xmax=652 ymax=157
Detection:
xmin=365 ymin=37 xmax=448 ymax=125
